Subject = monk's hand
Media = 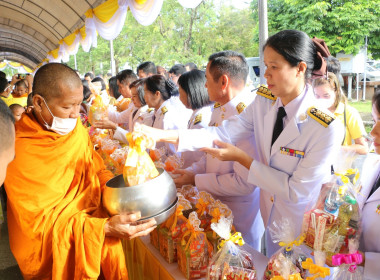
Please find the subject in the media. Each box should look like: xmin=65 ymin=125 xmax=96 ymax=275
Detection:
xmin=200 ymin=140 xmax=253 ymax=169
xmin=93 ymin=118 xmax=117 ymax=131
xmin=105 ymin=212 xmax=157 ymax=240
xmin=172 ymin=169 xmax=195 ymax=187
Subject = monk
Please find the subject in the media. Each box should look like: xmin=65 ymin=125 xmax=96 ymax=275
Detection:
xmin=4 ymin=63 xmax=157 ymax=280
xmin=0 ymin=98 xmax=15 ymax=185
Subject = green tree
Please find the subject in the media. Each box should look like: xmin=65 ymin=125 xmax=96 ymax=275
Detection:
xmin=256 ymin=0 xmax=380 ymax=58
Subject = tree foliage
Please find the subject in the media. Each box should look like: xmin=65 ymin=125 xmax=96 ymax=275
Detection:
xmin=68 ymin=0 xmax=258 ymax=75
xmin=255 ymin=0 xmax=380 ymax=59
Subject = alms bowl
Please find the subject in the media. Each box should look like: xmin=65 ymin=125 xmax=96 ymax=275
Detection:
xmin=103 ymin=168 xmax=177 ymax=218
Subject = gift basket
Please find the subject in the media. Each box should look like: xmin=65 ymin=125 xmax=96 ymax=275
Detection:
xmin=302 ymin=150 xmax=361 ymax=264
xmin=123 ymin=132 xmax=159 ymax=186
xmin=207 ymin=216 xmax=256 ymax=280
xmin=158 ymin=194 xmax=192 ymax=263
xmin=177 ymin=211 xmax=212 ymax=279
xmin=195 ymin=191 xmax=215 ymax=230
xmin=264 ymin=219 xmax=308 ymax=280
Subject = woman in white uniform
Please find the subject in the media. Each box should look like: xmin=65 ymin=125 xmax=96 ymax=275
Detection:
xmin=94 ymin=79 xmax=153 ymax=142
xmin=178 ymin=69 xmax=214 ymax=168
xmin=141 ymin=30 xmax=343 ymax=256
xmin=143 ymin=75 xmax=191 ymax=156
xmin=357 ymin=90 xmax=380 ymax=279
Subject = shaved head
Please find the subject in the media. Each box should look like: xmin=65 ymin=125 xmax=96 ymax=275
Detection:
xmin=32 ymin=63 xmax=82 ymax=101
xmin=0 ymin=99 xmax=15 ymax=153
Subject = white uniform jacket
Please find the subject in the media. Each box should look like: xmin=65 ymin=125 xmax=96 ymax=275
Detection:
xmin=185 ymin=88 xmax=264 ymax=250
xmin=178 ymin=85 xmax=343 ymax=256
xmin=113 ymin=105 xmax=154 ymax=143
xmin=181 ymin=104 xmax=214 ymax=168
xmin=108 ymin=103 xmax=136 ymax=127
xmin=359 ymin=153 xmax=380 ymax=280
xmin=153 ymin=97 xmax=192 ymax=156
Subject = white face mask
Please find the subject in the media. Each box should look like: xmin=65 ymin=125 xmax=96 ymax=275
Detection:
xmin=40 ymin=98 xmax=77 ymax=135
xmin=316 ymin=97 xmax=335 ymax=110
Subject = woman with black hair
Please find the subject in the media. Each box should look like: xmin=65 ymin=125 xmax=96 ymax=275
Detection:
xmin=356 ymin=89 xmax=380 ymax=279
xmin=178 ymin=69 xmax=213 ymax=167
xmin=108 ymin=76 xmax=122 ymax=101
xmin=142 ymin=30 xmax=344 ymax=256
xmin=143 ymin=75 xmax=192 ymax=156
xmin=111 ymin=79 xmax=154 ymax=143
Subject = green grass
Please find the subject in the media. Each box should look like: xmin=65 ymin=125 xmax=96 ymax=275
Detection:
xmin=348 ymin=100 xmax=372 ymax=113
xmin=348 ymin=101 xmax=373 ymax=134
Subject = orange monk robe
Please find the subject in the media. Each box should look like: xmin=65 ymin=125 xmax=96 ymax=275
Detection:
xmin=4 ymin=112 xmax=128 ymax=280
xmin=12 ymin=92 xmax=29 ymax=98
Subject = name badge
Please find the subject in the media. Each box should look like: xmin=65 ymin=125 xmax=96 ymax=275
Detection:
xmin=280 ymin=147 xmax=305 ymax=158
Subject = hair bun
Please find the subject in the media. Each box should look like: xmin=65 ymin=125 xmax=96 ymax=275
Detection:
xmin=311 ymin=37 xmax=331 ymax=79
xmin=165 ymin=79 xmax=177 ymax=96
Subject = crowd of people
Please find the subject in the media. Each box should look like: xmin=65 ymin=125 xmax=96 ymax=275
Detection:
xmin=0 ymin=29 xmax=379 ymax=280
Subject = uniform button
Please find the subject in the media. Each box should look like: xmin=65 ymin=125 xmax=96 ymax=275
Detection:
xmin=222 ymin=107 xmax=226 ymax=112
xmin=221 ymin=114 xmax=225 ymax=119
xmin=270 ymin=196 xmax=274 ymax=202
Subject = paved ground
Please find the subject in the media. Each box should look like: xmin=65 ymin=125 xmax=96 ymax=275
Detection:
xmin=0 ymin=205 xmax=23 ymax=279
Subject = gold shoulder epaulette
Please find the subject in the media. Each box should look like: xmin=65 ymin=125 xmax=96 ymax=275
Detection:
xmin=161 ymin=106 xmax=168 ymax=115
xmin=147 ymin=108 xmax=154 ymax=113
xmin=236 ymin=102 xmax=246 ymax=114
xmin=307 ymin=107 xmax=335 ymax=128
xmin=194 ymin=114 xmax=202 ymax=125
xmin=256 ymin=85 xmax=277 ymax=101
xmin=214 ymin=102 xmax=221 ymax=109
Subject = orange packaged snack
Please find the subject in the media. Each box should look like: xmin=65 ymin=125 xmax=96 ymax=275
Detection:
xmin=158 ymin=194 xmax=192 ymax=263
xmin=150 ymin=146 xmax=167 ymax=162
xmin=88 ymin=95 xmax=107 ymax=125
xmin=116 ymin=98 xmax=131 ymax=112
xmin=164 ymin=154 xmax=184 ymax=172
xmin=177 ymin=212 xmax=212 ymax=279
xmin=123 ymin=132 xmax=159 ymax=186
xmin=195 ymin=191 xmax=215 ymax=230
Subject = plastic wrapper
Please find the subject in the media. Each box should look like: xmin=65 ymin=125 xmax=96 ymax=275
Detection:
xmin=263 ymin=218 xmax=307 ymax=280
xmin=116 ymin=97 xmax=131 ymax=112
xmin=177 ymin=211 xmax=212 ymax=279
xmin=330 ymin=239 xmax=363 ymax=280
xmin=88 ymin=95 xmax=107 ymax=125
xmin=123 ymin=132 xmax=159 ymax=186
xmin=302 ymin=150 xmax=361 ymax=263
xmin=207 ymin=200 xmax=234 ymax=253
xmin=110 ymin=147 xmax=129 ymax=175
xmin=101 ymin=138 xmax=121 ymax=156
xmin=164 ymin=154 xmax=184 ymax=172
xmin=158 ymin=194 xmax=193 ymax=263
xmin=196 ymin=191 xmax=215 ymax=230
xmin=179 ymin=185 xmax=200 ymax=208
xmin=207 ymin=216 xmax=256 ymax=280
xmin=150 ymin=146 xmax=167 ymax=162
xmin=301 ymin=251 xmax=330 ymax=280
